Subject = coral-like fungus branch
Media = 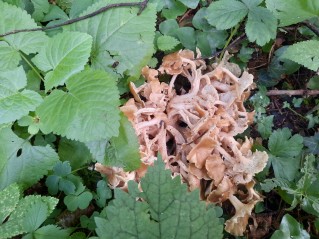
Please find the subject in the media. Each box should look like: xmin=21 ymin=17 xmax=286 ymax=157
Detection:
xmin=96 ymin=50 xmax=268 ymax=236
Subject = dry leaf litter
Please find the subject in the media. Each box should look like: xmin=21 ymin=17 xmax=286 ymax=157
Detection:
xmin=95 ymin=50 xmax=269 ymax=236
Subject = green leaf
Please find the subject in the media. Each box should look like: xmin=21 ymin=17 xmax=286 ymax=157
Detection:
xmin=104 ymin=113 xmax=141 ymax=171
xmin=0 ymin=66 xmax=43 ymax=124
xmin=95 ymin=158 xmax=224 ymax=239
xmin=192 ymin=7 xmax=213 ymax=31
xmin=0 ymin=1 xmax=48 ymax=55
xmin=64 ymin=191 xmax=93 ymax=211
xmin=0 ymin=127 xmax=59 ymax=190
xmin=162 ymin=1 xmax=187 ymax=19
xmin=94 ymin=180 xmax=112 ymax=208
xmin=23 ymin=202 xmax=48 ymax=232
xmin=196 ymin=30 xmax=228 ymax=57
xmin=282 ymin=40 xmax=319 ymax=71
xmin=268 ymin=128 xmax=303 ymax=180
xmin=45 ymin=161 xmax=76 ymax=195
xmin=245 ymin=6 xmax=277 ymax=46
xmin=177 ymin=0 xmax=199 ymax=9
xmin=304 ymin=132 xmax=319 ymax=154
xmin=307 ymin=76 xmax=319 ymax=90
xmin=31 ymin=0 xmax=50 ymax=21
xmin=36 ymin=69 xmax=120 ymax=142
xmin=58 ymin=138 xmax=92 ymax=169
xmin=32 ymin=31 xmax=92 ymax=91
xmin=0 ymin=183 xmax=20 ymax=224
xmin=66 ymin=0 xmax=156 ymax=79
xmin=257 ymin=115 xmax=274 ymax=139
xmin=31 ymin=225 xmax=71 ymax=239
xmin=266 ymin=0 xmax=319 ymax=26
xmin=207 ymin=0 xmax=248 ymax=30
xmin=157 ymin=35 xmax=180 ymax=51
xmin=0 ymin=42 xmax=21 ymax=71
xmin=0 ymin=195 xmax=58 ymax=238
xmin=176 ymin=27 xmax=196 ymax=50
xmin=69 ymin=0 xmax=94 ymax=18
xmin=270 ymin=214 xmax=310 ymax=239
xmin=159 ymin=19 xmax=179 ymax=36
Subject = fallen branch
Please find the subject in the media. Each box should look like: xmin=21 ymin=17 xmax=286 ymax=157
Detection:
xmin=0 ymin=0 xmax=149 ymax=38
xmin=266 ymin=89 xmax=319 ymax=96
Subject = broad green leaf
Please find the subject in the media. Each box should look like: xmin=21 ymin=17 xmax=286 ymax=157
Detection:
xmin=270 ymin=214 xmax=310 ymax=239
xmin=0 ymin=183 xmax=20 ymax=224
xmin=178 ymin=0 xmax=199 ymax=9
xmin=245 ymin=6 xmax=277 ymax=46
xmin=36 ymin=69 xmax=120 ymax=142
xmin=266 ymin=0 xmax=319 ymax=26
xmin=207 ymin=0 xmax=248 ymax=30
xmin=196 ymin=30 xmax=228 ymax=57
xmin=192 ymin=7 xmax=213 ymax=31
xmin=159 ymin=19 xmax=179 ymax=37
xmin=95 ymin=158 xmax=224 ymax=239
xmin=0 ymin=66 xmax=43 ymax=124
xmin=31 ymin=225 xmax=71 ymax=239
xmin=282 ymin=40 xmax=319 ymax=71
xmin=0 ymin=195 xmax=58 ymax=239
xmin=0 ymin=1 xmax=48 ymax=54
xmin=69 ymin=0 xmax=94 ymax=18
xmin=162 ymin=1 xmax=187 ymax=19
xmin=157 ymin=35 xmax=180 ymax=51
xmin=268 ymin=128 xmax=303 ymax=180
xmin=32 ymin=31 xmax=92 ymax=91
xmin=176 ymin=27 xmax=196 ymax=50
xmin=58 ymin=138 xmax=92 ymax=169
xmin=307 ymin=76 xmax=319 ymax=90
xmin=0 ymin=127 xmax=59 ymax=190
xmin=66 ymin=0 xmax=156 ymax=79
xmin=0 ymin=42 xmax=20 ymax=71
xmin=104 ymin=113 xmax=141 ymax=171
xmin=23 ymin=202 xmax=48 ymax=232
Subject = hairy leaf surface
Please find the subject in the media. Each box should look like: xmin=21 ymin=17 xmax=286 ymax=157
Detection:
xmin=66 ymin=0 xmax=156 ymax=79
xmin=95 ymin=159 xmax=224 ymax=239
xmin=0 ymin=1 xmax=48 ymax=54
xmin=266 ymin=0 xmax=319 ymax=26
xmin=32 ymin=31 xmax=92 ymax=91
xmin=36 ymin=69 xmax=120 ymax=142
xmin=0 ymin=67 xmax=43 ymax=124
xmin=0 ymin=127 xmax=59 ymax=190
xmin=0 ymin=42 xmax=20 ymax=71
xmin=282 ymin=40 xmax=319 ymax=71
xmin=0 ymin=183 xmax=20 ymax=224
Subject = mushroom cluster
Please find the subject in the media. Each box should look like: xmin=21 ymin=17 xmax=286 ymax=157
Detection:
xmin=96 ymin=50 xmax=268 ymax=236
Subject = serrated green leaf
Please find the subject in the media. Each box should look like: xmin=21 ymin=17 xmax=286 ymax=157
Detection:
xmin=69 ymin=0 xmax=94 ymax=18
xmin=268 ymin=128 xmax=303 ymax=180
xmin=64 ymin=191 xmax=93 ymax=211
xmin=36 ymin=69 xmax=120 ymax=142
xmin=304 ymin=132 xmax=319 ymax=154
xmin=270 ymin=214 xmax=310 ymax=239
xmin=31 ymin=225 xmax=71 ymax=239
xmin=257 ymin=115 xmax=274 ymax=139
xmin=207 ymin=0 xmax=248 ymax=30
xmin=0 ymin=42 xmax=21 ymax=71
xmin=66 ymin=0 xmax=156 ymax=79
xmin=0 ymin=66 xmax=43 ymax=124
xmin=307 ymin=76 xmax=319 ymax=89
xmin=0 ymin=127 xmax=59 ymax=190
xmin=157 ymin=35 xmax=180 ymax=51
xmin=0 ymin=183 xmax=20 ymax=224
xmin=32 ymin=31 xmax=92 ymax=91
xmin=104 ymin=113 xmax=141 ymax=171
xmin=95 ymin=158 xmax=224 ymax=239
xmin=192 ymin=7 xmax=213 ymax=31
xmin=282 ymin=40 xmax=319 ymax=71
xmin=245 ymin=6 xmax=277 ymax=46
xmin=176 ymin=27 xmax=196 ymax=50
xmin=266 ymin=0 xmax=319 ymax=26
xmin=0 ymin=1 xmax=48 ymax=55
xmin=0 ymin=195 xmax=58 ymax=239
xmin=31 ymin=0 xmax=50 ymax=21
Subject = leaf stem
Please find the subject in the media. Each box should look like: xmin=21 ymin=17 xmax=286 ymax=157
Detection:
xmin=71 ymin=165 xmax=90 ymax=174
xmin=219 ymin=23 xmax=241 ymax=61
xmin=20 ymin=52 xmax=45 ymax=82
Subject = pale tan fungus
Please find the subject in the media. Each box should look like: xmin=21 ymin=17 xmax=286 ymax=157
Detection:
xmin=95 ymin=50 xmax=269 ymax=237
